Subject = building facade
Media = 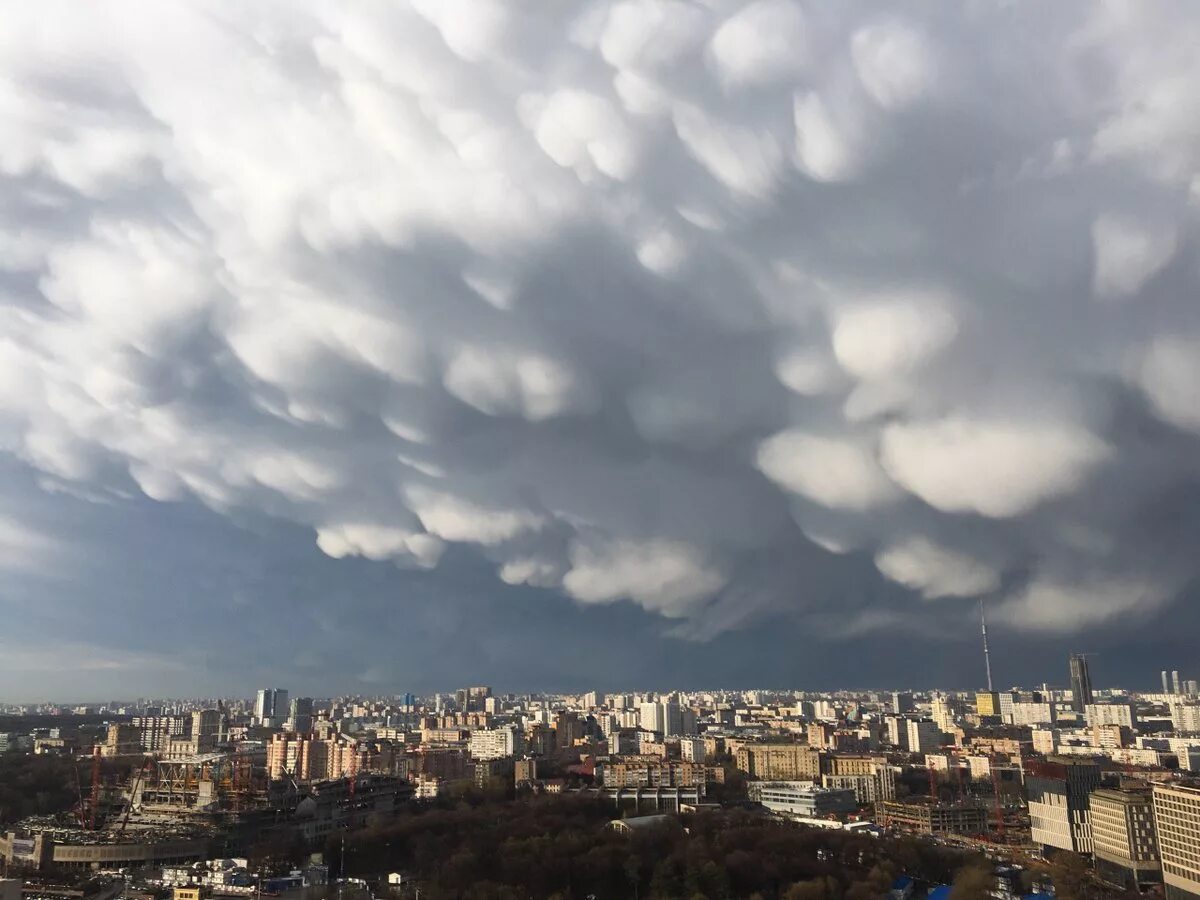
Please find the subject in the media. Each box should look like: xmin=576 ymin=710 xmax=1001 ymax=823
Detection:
xmin=1089 ymin=787 xmax=1160 ymax=891
xmin=1025 ymin=757 xmax=1102 ymax=855
xmin=1153 ymin=782 xmax=1200 ymax=900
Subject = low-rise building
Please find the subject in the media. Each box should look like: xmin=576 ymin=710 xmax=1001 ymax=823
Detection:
xmin=875 ymin=798 xmax=990 ymax=837
xmin=749 ymin=782 xmax=857 ymax=818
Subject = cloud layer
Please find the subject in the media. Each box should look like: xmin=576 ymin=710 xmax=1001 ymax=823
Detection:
xmin=3 ymin=0 xmax=1200 ymax=670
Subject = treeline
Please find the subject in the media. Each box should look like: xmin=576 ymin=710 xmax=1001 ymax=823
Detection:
xmin=0 ymin=754 xmax=83 ymax=826
xmin=323 ymin=797 xmax=978 ymax=900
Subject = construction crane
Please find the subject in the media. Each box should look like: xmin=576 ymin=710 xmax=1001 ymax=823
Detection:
xmin=990 ymin=760 xmax=1006 ymax=842
xmin=117 ymin=759 xmax=152 ymax=836
xmin=88 ymin=746 xmax=102 ymax=830
xmin=72 ymin=759 xmax=86 ymax=827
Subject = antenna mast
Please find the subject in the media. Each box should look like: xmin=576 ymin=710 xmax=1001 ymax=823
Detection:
xmin=980 ymin=598 xmax=994 ymax=692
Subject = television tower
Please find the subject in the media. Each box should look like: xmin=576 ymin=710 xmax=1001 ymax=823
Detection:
xmin=980 ymin=598 xmax=994 ymax=692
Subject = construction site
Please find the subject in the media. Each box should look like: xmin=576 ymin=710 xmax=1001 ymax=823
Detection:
xmin=0 ymin=749 xmax=412 ymax=872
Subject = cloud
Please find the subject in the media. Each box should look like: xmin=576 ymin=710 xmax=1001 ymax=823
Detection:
xmin=1135 ymin=336 xmax=1200 ymax=433
xmin=875 ymin=537 xmax=1000 ymax=599
xmin=1 ymin=0 xmax=1199 ymax=664
xmin=757 ymin=430 xmax=900 ymax=511
xmin=1091 ymin=213 xmax=1177 ymax=300
xmin=562 ymin=536 xmax=725 ymax=617
xmin=880 ymin=417 xmax=1111 ymax=518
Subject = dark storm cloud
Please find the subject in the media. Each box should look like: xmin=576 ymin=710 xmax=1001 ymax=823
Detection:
xmin=2 ymin=0 xmax=1200 ymax=696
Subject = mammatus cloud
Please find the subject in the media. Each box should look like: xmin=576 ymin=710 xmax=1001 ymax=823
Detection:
xmin=2 ymin=0 xmax=1200 ymax=653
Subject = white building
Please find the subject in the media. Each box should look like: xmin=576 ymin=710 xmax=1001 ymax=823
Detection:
xmin=1170 ymin=702 xmax=1200 ymax=734
xmin=638 ymin=701 xmax=664 ymax=735
xmin=680 ymin=738 xmax=706 ymax=762
xmin=468 ymin=727 xmax=524 ymax=760
xmin=748 ymin=781 xmax=857 ymax=818
xmin=906 ymin=720 xmax=945 ymax=754
xmin=1086 ymin=703 xmax=1135 ymax=730
xmin=1012 ymin=702 xmax=1056 ymax=727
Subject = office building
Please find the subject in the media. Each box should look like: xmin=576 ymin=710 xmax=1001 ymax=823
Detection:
xmin=1173 ymin=672 xmax=1183 ymax=697
xmin=1164 ymin=671 xmax=1173 ymax=695
xmin=1070 ymin=654 xmax=1094 ymax=713
xmin=891 ymin=692 xmax=914 ymax=715
xmin=749 ymin=782 xmax=857 ymax=818
xmin=1025 ymin=756 xmax=1102 ymax=855
xmin=1090 ymin=787 xmax=1160 ymax=891
xmin=255 ymin=688 xmax=289 ymax=726
xmin=1152 ymin=782 xmax=1200 ymax=900
xmin=976 ymin=691 xmax=1002 ymax=718
xmin=288 ymin=697 xmax=314 ymax=733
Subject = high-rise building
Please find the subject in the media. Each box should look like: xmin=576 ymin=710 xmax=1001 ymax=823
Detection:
xmin=254 ymin=688 xmax=289 ymax=726
xmin=1173 ymin=671 xmax=1183 ymax=697
xmin=288 ymin=697 xmax=314 ymax=733
xmin=1069 ymin=654 xmax=1094 ymax=713
xmin=660 ymin=696 xmax=683 ymax=737
xmin=906 ymin=720 xmax=945 ymax=754
xmin=1163 ymin=671 xmax=1172 ymax=695
xmin=638 ymin=701 xmax=664 ymax=735
xmin=1152 ymin=782 xmax=1200 ymax=899
xmin=891 ymin=692 xmax=914 ymax=715
xmin=930 ymin=695 xmax=957 ymax=732
xmin=1026 ymin=756 xmax=1102 ymax=855
xmin=468 ymin=727 xmax=525 ymax=760
xmin=1090 ymin=787 xmax=1160 ymax=892
xmin=1188 ymin=680 xmax=1200 ymax=698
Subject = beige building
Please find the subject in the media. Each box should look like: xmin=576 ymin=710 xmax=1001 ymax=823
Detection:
xmin=1153 ymin=782 xmax=1200 ymax=899
xmin=1090 ymin=787 xmax=1160 ymax=891
xmin=736 ymin=744 xmax=822 ymax=781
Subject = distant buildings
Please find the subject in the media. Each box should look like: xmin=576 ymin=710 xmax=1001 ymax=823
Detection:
xmin=254 ymin=688 xmax=289 ymax=727
xmin=1069 ymin=654 xmax=1094 ymax=714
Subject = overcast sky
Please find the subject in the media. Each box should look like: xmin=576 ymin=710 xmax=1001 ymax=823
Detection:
xmin=2 ymin=1 xmax=1199 ymax=701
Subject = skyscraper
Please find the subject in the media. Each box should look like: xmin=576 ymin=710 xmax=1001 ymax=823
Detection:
xmin=1172 ymin=671 xmax=1182 ymax=696
xmin=1069 ymin=654 xmax=1093 ymax=713
xmin=1162 ymin=670 xmax=1171 ymax=695
xmin=254 ymin=688 xmax=289 ymax=725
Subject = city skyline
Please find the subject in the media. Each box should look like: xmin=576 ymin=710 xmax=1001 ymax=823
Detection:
xmin=4 ymin=3 xmax=1200 ymax=697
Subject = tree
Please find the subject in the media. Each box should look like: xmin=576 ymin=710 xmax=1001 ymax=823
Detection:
xmin=949 ymin=863 xmax=993 ymax=900
xmin=1050 ymin=851 xmax=1090 ymax=900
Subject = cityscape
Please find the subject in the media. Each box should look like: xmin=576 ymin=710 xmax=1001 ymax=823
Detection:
xmin=3 ymin=650 xmax=1200 ymax=898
